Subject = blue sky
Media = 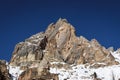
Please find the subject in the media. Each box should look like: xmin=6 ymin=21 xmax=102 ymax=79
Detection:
xmin=0 ymin=0 xmax=120 ymax=61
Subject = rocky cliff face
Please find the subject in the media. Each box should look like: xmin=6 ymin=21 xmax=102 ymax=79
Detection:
xmin=10 ymin=18 xmax=117 ymax=67
xmin=5 ymin=18 xmax=120 ymax=80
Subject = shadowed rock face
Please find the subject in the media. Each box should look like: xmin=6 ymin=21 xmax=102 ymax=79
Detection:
xmin=0 ymin=60 xmax=11 ymax=80
xmin=9 ymin=18 xmax=118 ymax=79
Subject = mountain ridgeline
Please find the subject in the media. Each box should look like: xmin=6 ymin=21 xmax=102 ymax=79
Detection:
xmin=10 ymin=18 xmax=117 ymax=67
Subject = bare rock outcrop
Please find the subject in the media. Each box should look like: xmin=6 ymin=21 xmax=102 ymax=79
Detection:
xmin=18 ymin=67 xmax=58 ymax=80
xmin=10 ymin=32 xmax=45 ymax=66
xmin=0 ymin=60 xmax=11 ymax=80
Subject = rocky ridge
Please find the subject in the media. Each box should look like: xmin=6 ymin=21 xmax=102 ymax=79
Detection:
xmin=10 ymin=18 xmax=117 ymax=67
xmin=0 ymin=18 xmax=120 ymax=80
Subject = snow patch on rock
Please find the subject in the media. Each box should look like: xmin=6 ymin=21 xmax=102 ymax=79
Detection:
xmin=9 ymin=66 xmax=23 ymax=80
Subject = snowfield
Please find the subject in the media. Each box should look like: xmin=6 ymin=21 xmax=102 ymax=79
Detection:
xmin=50 ymin=64 xmax=120 ymax=80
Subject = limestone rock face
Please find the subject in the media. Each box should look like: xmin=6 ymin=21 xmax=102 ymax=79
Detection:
xmin=9 ymin=18 xmax=118 ymax=79
xmin=0 ymin=60 xmax=11 ymax=80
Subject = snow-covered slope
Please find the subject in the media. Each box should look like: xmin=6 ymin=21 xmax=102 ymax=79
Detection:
xmin=50 ymin=63 xmax=120 ymax=80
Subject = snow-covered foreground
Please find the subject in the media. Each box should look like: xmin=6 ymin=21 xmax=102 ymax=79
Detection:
xmin=50 ymin=64 xmax=120 ymax=80
xmin=9 ymin=66 xmax=23 ymax=80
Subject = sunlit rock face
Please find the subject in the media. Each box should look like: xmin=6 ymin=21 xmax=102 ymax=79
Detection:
xmin=8 ymin=18 xmax=119 ymax=80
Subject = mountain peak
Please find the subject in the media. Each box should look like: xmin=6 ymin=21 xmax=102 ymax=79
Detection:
xmin=10 ymin=18 xmax=117 ymax=66
xmin=57 ymin=18 xmax=68 ymax=23
xmin=8 ymin=19 xmax=119 ymax=80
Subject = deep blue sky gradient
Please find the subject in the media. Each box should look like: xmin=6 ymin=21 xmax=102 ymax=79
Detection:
xmin=0 ymin=0 xmax=120 ymax=61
